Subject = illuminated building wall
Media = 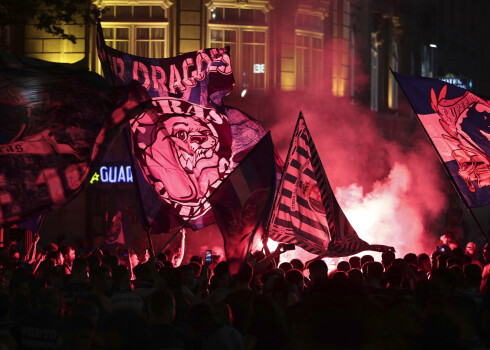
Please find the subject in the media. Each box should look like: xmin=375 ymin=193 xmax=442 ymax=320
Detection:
xmin=15 ymin=0 xmax=489 ymax=239
xmin=24 ymin=22 xmax=88 ymax=64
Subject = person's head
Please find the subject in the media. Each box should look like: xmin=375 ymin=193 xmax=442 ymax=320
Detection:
xmin=307 ymin=259 xmax=328 ymax=285
xmin=484 ymin=244 xmax=490 ymax=265
xmin=290 ymin=258 xmax=304 ymax=271
xmin=348 ymin=256 xmax=361 ymax=269
xmin=102 ymin=254 xmax=119 ymax=272
xmin=337 ymin=261 xmax=350 ymax=272
xmin=213 ymin=261 xmax=230 ymax=288
xmin=187 ymin=302 xmax=218 ymax=337
xmin=178 ymin=265 xmax=195 ymax=288
xmin=190 ymin=255 xmax=203 ymax=265
xmin=8 ymin=249 xmax=20 ymax=264
xmin=60 ymin=245 xmax=76 ymax=266
xmin=285 ymin=269 xmax=304 ymax=292
xmin=38 ymin=287 xmax=64 ymax=315
xmin=403 ymin=253 xmax=418 ymax=266
xmin=381 ymin=250 xmax=395 ymax=269
xmin=278 ymin=262 xmax=293 ymax=273
xmin=47 ymin=250 xmax=64 ymax=266
xmin=149 ymin=288 xmax=175 ymax=324
xmin=133 ymin=262 xmax=151 ymax=280
xmin=236 ymin=262 xmax=253 ymax=288
xmin=129 ymin=250 xmax=139 ymax=268
xmin=71 ymin=257 xmax=88 ymax=278
xmin=463 ymin=263 xmax=482 ymax=289
xmin=385 ymin=265 xmax=403 ymax=288
xmin=417 ymin=253 xmax=431 ymax=272
xmin=189 ymin=262 xmax=202 ymax=277
xmin=111 ymin=265 xmax=131 ymax=288
xmin=439 ymin=231 xmax=455 ymax=245
xmin=90 ymin=265 xmax=112 ymax=294
xmin=464 ymin=242 xmax=478 ymax=259
xmin=366 ymin=261 xmax=384 ymax=284
xmin=360 ymin=255 xmax=374 ymax=267
xmin=251 ymin=250 xmax=266 ymax=263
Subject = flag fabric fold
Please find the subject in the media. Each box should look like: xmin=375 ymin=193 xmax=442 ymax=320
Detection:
xmin=209 ymin=132 xmax=277 ymax=274
xmin=268 ymin=113 xmax=391 ymax=257
xmin=96 ymin=21 xmax=274 ymax=231
xmin=0 ymin=53 xmax=150 ymax=228
xmin=393 ymin=72 xmax=490 ymax=208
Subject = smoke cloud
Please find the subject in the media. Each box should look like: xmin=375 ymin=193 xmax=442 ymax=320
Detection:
xmin=175 ymin=37 xmax=453 ymax=264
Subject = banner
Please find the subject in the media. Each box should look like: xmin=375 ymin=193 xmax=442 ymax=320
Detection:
xmin=96 ymin=22 xmax=233 ymax=108
xmin=96 ymin=22 xmax=276 ymax=231
xmin=210 ymin=132 xmax=276 ymax=274
xmin=268 ymin=113 xmax=392 ymax=256
xmin=130 ymin=98 xmax=233 ymax=227
xmin=0 ymin=53 xmax=150 ymax=227
xmin=393 ymin=72 xmax=490 ymax=208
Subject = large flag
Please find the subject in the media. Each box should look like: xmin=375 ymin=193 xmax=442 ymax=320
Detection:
xmin=96 ymin=22 xmax=273 ymax=231
xmin=268 ymin=113 xmax=392 ymax=256
xmin=393 ymin=72 xmax=490 ymax=208
xmin=0 ymin=53 xmax=150 ymax=227
xmin=209 ymin=132 xmax=276 ymax=274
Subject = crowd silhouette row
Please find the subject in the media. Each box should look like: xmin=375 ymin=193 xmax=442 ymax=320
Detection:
xmin=0 ymin=230 xmax=489 ymax=350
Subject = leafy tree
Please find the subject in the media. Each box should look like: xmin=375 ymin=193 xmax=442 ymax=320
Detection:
xmin=0 ymin=0 xmax=101 ymax=43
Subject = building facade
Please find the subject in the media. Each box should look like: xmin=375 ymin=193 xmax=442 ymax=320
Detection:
xmin=5 ymin=0 xmax=489 ymax=240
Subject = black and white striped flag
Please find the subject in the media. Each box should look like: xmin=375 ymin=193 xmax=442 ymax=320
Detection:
xmin=268 ymin=113 xmax=391 ymax=257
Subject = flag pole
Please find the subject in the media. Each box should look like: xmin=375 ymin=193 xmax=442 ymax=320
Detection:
xmin=391 ymin=69 xmax=489 ymax=244
xmin=97 ymin=20 xmax=155 ymax=254
xmin=264 ymin=113 xmax=302 ymax=241
xmin=156 ymin=196 xmax=212 ymax=257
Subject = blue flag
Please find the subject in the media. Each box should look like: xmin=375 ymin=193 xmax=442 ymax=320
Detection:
xmin=394 ymin=72 xmax=490 ymax=208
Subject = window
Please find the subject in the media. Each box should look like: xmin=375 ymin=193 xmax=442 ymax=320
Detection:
xmin=98 ymin=3 xmax=170 ymax=74
xmin=331 ymin=0 xmax=350 ymax=96
xmin=102 ymin=25 xmax=167 ymax=58
xmin=209 ymin=7 xmax=268 ymax=94
xmin=209 ymin=7 xmax=266 ymax=25
xmin=295 ymin=32 xmax=323 ymax=90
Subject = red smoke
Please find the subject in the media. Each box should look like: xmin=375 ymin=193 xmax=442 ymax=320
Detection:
xmin=172 ymin=37 xmax=454 ymax=264
xmin=266 ymin=89 xmax=448 ymax=260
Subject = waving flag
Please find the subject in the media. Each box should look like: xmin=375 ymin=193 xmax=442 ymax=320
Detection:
xmin=0 ymin=53 xmax=150 ymax=228
xmin=209 ymin=132 xmax=276 ymax=274
xmin=268 ymin=113 xmax=392 ymax=256
xmin=96 ymin=22 xmax=275 ymax=231
xmin=394 ymin=72 xmax=490 ymax=208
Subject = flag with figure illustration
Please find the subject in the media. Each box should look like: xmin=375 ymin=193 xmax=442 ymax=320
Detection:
xmin=268 ymin=113 xmax=392 ymax=256
xmin=393 ymin=72 xmax=490 ymax=208
xmin=96 ymin=21 xmax=276 ymax=231
xmin=209 ymin=132 xmax=277 ymax=274
xmin=0 ymin=53 xmax=150 ymax=228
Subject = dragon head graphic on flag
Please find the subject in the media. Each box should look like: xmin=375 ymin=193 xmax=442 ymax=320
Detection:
xmin=430 ymin=86 xmax=490 ymax=192
xmin=131 ymin=97 xmax=233 ymax=222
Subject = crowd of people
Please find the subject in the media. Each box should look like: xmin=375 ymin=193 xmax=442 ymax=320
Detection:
xmin=0 ymin=230 xmax=489 ymax=350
